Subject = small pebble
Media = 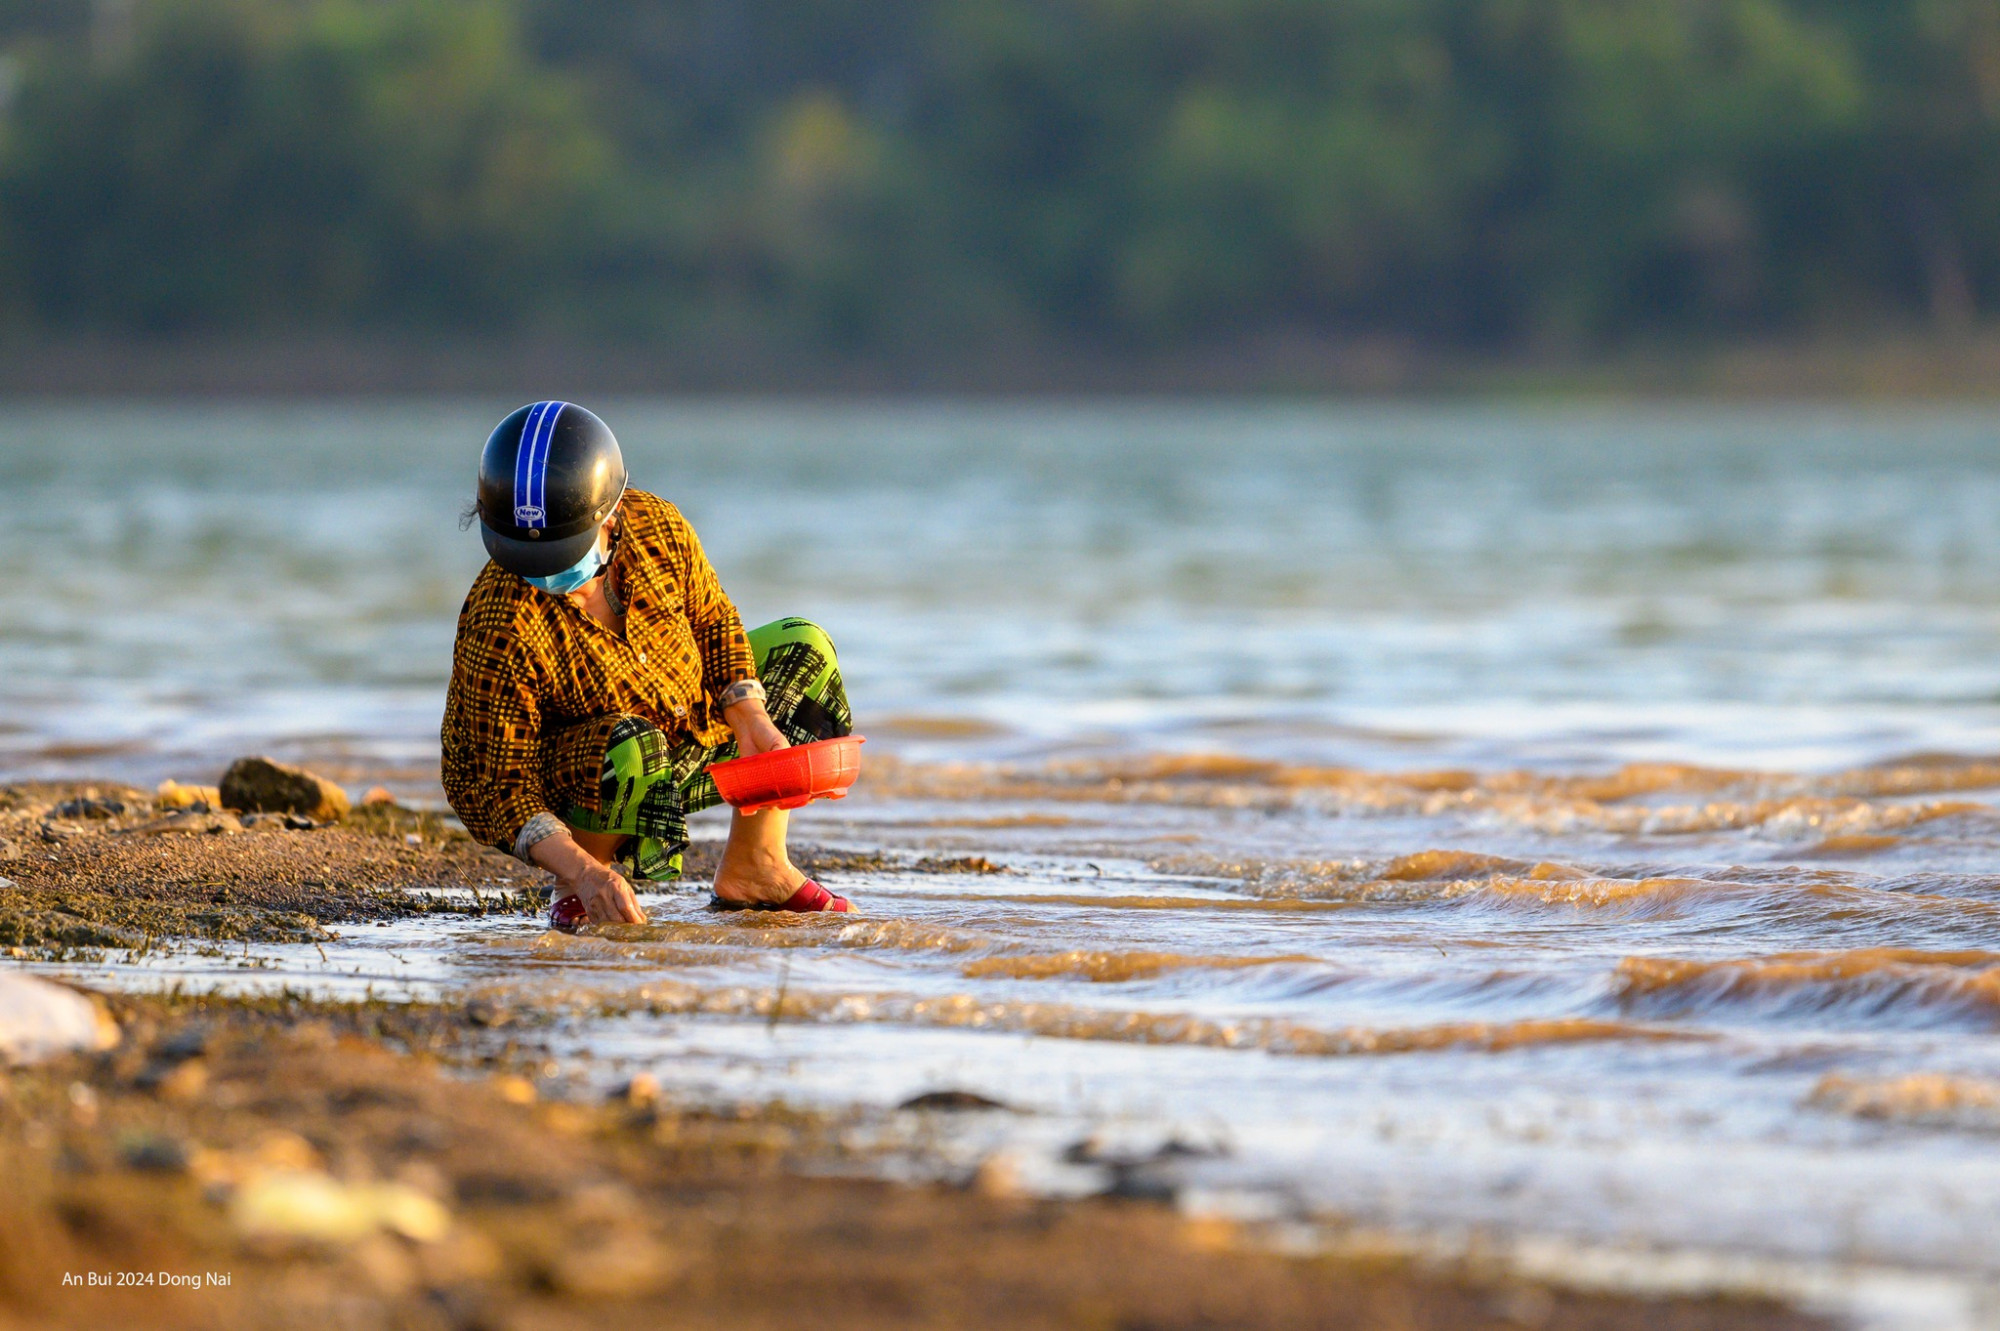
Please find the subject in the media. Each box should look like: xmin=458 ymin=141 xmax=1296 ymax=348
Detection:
xmin=230 ymin=1170 xmax=450 ymax=1245
xmin=493 ymin=1075 xmax=537 ymax=1105
xmin=155 ymin=780 xmax=222 ymax=810
xmin=972 ymin=1152 xmax=1025 ymax=1198
xmin=138 ymin=1058 xmax=209 ymax=1102
xmin=616 ymin=1073 xmax=661 ymax=1106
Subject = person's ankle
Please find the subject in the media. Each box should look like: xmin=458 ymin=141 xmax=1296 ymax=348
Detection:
xmin=718 ymin=845 xmax=793 ymax=876
xmin=712 ymin=862 xmax=805 ymax=903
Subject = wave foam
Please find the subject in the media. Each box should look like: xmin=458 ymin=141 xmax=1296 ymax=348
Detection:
xmin=1615 ymin=950 xmax=2000 ymax=1027
xmin=960 ymin=950 xmax=1321 ymax=983
xmin=867 ymin=753 xmax=2000 ymax=841
xmin=1809 ymin=1073 xmax=2000 ymax=1130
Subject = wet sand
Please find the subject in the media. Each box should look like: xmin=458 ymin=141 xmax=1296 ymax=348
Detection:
xmin=0 ymin=783 xmax=543 ymax=959
xmin=0 ymin=784 xmax=1827 ymax=1331
xmin=3 ymin=995 xmax=1824 ymax=1331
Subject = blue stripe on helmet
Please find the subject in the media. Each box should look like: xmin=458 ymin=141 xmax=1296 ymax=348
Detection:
xmin=530 ymin=401 xmax=567 ymax=520
xmin=510 ymin=401 xmax=569 ymax=530
xmin=512 ymin=402 xmax=550 ymax=527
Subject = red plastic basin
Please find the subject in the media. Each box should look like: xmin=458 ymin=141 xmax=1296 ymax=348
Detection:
xmin=709 ymin=735 xmax=865 ymax=814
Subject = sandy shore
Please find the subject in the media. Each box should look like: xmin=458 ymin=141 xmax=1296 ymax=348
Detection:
xmin=0 ymin=783 xmax=1830 ymax=1331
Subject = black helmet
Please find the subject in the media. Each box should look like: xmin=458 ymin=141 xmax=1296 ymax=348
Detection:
xmin=476 ymin=402 xmax=628 ymax=577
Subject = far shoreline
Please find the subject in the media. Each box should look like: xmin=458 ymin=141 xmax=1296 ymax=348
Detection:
xmin=2 ymin=328 xmax=1999 ymax=400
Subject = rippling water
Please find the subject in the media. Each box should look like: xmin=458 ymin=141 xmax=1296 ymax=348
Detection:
xmin=10 ymin=401 xmax=2000 ymax=1326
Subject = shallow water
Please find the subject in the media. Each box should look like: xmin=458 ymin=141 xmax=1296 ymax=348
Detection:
xmin=11 ymin=401 xmax=2000 ymax=1326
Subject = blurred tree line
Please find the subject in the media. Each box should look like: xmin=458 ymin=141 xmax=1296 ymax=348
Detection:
xmin=0 ymin=0 xmax=1997 ymax=354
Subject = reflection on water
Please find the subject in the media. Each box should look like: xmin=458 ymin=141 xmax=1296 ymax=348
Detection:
xmin=11 ymin=401 xmax=2000 ymax=1326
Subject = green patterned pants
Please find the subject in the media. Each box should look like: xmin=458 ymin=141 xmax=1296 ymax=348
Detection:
xmin=555 ymin=617 xmax=852 ymax=880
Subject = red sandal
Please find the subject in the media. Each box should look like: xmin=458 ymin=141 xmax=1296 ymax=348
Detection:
xmin=709 ymin=878 xmax=853 ymax=913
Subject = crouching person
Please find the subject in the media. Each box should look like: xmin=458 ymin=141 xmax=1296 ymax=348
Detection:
xmin=441 ymin=401 xmax=855 ymax=927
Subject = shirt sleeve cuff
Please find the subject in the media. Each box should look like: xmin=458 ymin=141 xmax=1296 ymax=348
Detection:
xmin=512 ymin=811 xmax=567 ymax=863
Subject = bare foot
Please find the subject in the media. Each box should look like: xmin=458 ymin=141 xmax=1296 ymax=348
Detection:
xmin=711 ymin=807 xmax=807 ymax=905
xmin=711 ymin=846 xmax=806 ymax=905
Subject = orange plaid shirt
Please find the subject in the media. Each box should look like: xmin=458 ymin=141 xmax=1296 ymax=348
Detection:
xmin=440 ymin=489 xmax=756 ymax=850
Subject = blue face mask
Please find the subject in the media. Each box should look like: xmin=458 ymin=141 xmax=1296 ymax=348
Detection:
xmin=524 ymin=539 xmax=605 ymax=595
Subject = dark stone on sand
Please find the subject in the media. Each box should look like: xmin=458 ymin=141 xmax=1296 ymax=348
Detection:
xmin=54 ymin=797 xmax=125 ymax=820
xmin=153 ymin=1027 xmax=210 ymax=1064
xmin=455 ymin=1171 xmax=565 ymax=1206
xmin=465 ymin=998 xmax=508 ymax=1028
xmin=899 ymin=1089 xmax=1012 ymax=1112
xmin=118 ymin=1131 xmax=190 ymax=1173
xmin=1063 ymin=1134 xmax=1226 ymax=1168
xmin=1101 ymin=1167 xmax=1178 ymax=1203
xmin=220 ymin=756 xmax=350 ymax=823
xmin=1061 ymin=1133 xmax=1224 ymax=1206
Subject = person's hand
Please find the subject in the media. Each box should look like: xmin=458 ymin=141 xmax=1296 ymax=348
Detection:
xmin=530 ymin=830 xmax=647 ymax=924
xmin=568 ymin=855 xmax=646 ymax=924
xmin=725 ymin=697 xmax=790 ymax=756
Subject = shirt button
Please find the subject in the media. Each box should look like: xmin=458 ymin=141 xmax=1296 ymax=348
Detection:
xmin=637 ymin=652 xmax=648 ymax=663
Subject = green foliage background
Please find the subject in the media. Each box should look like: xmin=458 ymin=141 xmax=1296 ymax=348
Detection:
xmin=1 ymin=0 xmax=1997 ymax=352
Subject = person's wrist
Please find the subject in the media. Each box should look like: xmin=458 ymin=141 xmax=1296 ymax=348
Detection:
xmin=529 ymin=829 xmax=587 ymax=882
xmin=718 ymin=679 xmax=767 ymax=715
xmin=723 ymin=695 xmax=769 ymax=724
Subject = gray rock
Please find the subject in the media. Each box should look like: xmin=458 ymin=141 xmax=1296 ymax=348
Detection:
xmin=53 ymin=796 xmax=125 ymax=820
xmin=219 ymin=756 xmax=350 ymax=822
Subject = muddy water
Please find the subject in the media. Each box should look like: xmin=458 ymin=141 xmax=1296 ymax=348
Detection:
xmin=10 ymin=402 xmax=2000 ymax=1326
